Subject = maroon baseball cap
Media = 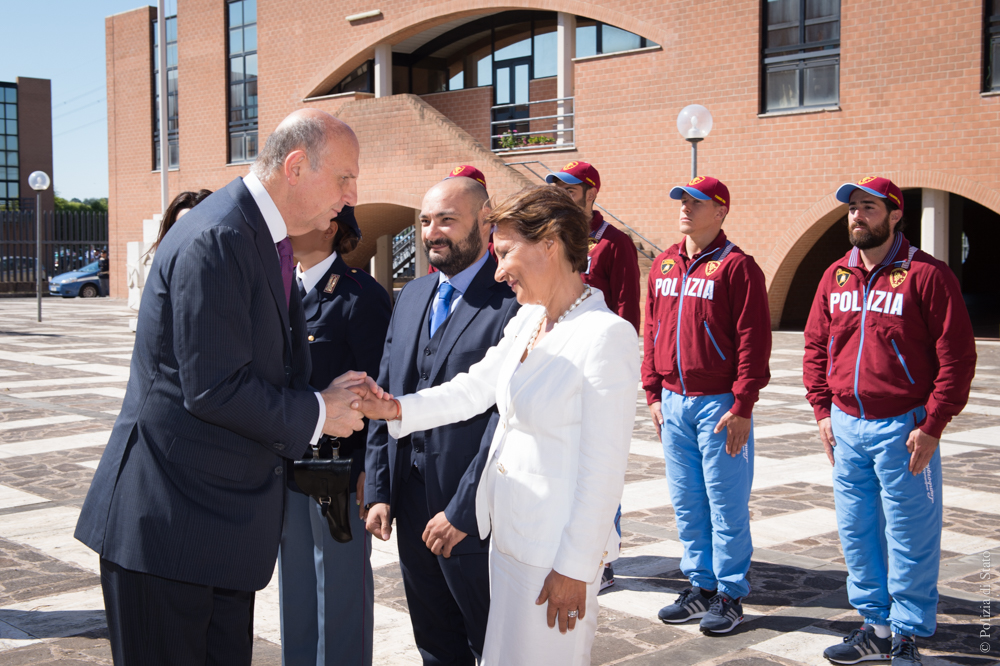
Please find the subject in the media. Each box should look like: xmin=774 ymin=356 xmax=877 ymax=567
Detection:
xmin=836 ymin=176 xmax=904 ymax=212
xmin=545 ymin=161 xmax=601 ymax=191
xmin=669 ymin=176 xmax=731 ymax=210
xmin=445 ymin=165 xmax=487 ymax=190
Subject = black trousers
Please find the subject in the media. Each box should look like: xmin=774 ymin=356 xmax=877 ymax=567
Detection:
xmin=395 ymin=467 xmax=490 ymax=666
xmin=100 ymin=558 xmax=255 ymax=666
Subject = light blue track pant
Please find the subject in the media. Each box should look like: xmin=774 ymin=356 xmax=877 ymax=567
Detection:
xmin=831 ymin=404 xmax=942 ymax=638
xmin=660 ymin=389 xmax=754 ymax=600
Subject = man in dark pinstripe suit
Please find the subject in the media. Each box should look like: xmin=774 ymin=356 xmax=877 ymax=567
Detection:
xmin=75 ymin=110 xmax=381 ymax=666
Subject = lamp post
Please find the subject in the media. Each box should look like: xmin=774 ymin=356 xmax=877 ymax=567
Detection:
xmin=676 ymin=105 xmax=714 ymax=179
xmin=28 ymin=171 xmax=51 ymax=323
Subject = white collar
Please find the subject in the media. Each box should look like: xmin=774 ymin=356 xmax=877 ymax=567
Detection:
xmin=296 ymin=251 xmax=339 ymax=295
xmin=242 ymin=172 xmax=287 ymax=244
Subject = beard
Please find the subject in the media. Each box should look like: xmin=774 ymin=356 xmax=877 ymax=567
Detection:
xmin=848 ymin=212 xmax=893 ymax=250
xmin=425 ymin=223 xmax=484 ymax=276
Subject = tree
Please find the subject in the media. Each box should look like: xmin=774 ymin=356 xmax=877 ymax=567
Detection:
xmin=54 ymin=195 xmax=108 ymax=213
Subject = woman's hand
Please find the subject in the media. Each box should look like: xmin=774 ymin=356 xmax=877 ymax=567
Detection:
xmin=535 ymin=569 xmax=587 ymax=634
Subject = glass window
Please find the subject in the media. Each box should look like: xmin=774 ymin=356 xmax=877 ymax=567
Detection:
xmin=602 ymin=24 xmax=642 ymax=53
xmin=533 ymin=27 xmax=557 ymax=78
xmin=762 ymin=0 xmax=840 ymax=111
xmin=153 ymin=7 xmax=179 ymax=169
xmin=228 ymin=0 xmax=258 ymax=162
xmin=4 ymin=88 xmax=15 ymax=104
xmin=987 ymin=0 xmax=1000 ymax=91
xmin=576 ymin=20 xmax=597 ymax=58
xmin=477 ymin=54 xmax=493 ymax=86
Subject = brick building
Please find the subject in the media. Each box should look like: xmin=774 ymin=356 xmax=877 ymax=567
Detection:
xmin=105 ymin=1 xmax=1000 ymax=334
xmin=0 ymin=77 xmax=53 ymax=214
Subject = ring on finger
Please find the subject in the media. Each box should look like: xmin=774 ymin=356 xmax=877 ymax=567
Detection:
xmin=567 ymin=610 xmax=578 ymax=618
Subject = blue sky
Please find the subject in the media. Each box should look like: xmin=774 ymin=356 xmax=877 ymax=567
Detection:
xmin=0 ymin=1 xmax=154 ymax=200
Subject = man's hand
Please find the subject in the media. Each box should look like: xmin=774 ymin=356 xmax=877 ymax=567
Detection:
xmin=906 ymin=428 xmax=939 ymax=475
xmin=818 ymin=417 xmax=836 ymax=466
xmin=365 ymin=502 xmax=392 ymax=541
xmin=648 ymin=402 xmax=664 ymax=434
xmin=714 ymin=411 xmax=751 ymax=456
xmin=357 ymin=471 xmax=365 ymax=521
xmin=422 ymin=511 xmax=467 ymax=558
xmin=535 ymin=569 xmax=587 ymax=634
xmin=320 ymin=386 xmax=364 ymax=437
xmin=325 ymin=375 xmax=396 ymax=423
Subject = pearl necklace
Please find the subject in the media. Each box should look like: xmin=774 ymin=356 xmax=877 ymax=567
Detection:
xmin=526 ymin=286 xmax=592 ymax=352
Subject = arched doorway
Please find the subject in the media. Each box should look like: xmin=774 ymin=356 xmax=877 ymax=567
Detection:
xmin=344 ymin=203 xmax=422 ymax=301
xmin=778 ymin=190 xmax=1000 ymax=337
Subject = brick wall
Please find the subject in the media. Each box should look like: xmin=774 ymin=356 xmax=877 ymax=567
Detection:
xmin=16 ymin=77 xmax=54 ymax=214
xmin=421 ymin=87 xmax=493 ymax=148
xmin=103 ymin=0 xmax=1000 ymax=323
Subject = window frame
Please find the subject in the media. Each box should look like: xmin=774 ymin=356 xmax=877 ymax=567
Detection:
xmin=152 ymin=5 xmax=179 ymax=171
xmin=227 ymin=0 xmax=258 ymax=164
xmin=760 ymin=0 xmax=841 ymax=113
xmin=985 ymin=0 xmax=1000 ymax=92
xmin=0 ymin=83 xmax=19 ymax=211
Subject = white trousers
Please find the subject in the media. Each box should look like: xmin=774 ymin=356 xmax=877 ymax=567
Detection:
xmin=483 ymin=547 xmax=602 ymax=666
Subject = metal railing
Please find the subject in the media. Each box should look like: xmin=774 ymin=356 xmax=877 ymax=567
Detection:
xmin=0 ymin=210 xmax=108 ymax=284
xmin=491 ymin=97 xmax=575 ymax=153
xmin=392 ymin=226 xmax=416 ymax=279
xmin=505 ymin=160 xmax=663 ymax=261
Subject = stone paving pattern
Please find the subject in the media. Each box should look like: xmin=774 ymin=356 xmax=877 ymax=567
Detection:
xmin=0 ymin=299 xmax=995 ymax=664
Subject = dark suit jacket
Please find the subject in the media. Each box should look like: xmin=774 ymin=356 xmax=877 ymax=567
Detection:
xmin=365 ymin=257 xmax=519 ymax=554
xmin=300 ymin=254 xmax=391 ymax=486
xmin=75 ymin=178 xmax=320 ymax=592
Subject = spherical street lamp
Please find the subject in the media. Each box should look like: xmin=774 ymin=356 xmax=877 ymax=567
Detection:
xmin=676 ymin=105 xmax=713 ymax=179
xmin=28 ymin=171 xmax=51 ymax=323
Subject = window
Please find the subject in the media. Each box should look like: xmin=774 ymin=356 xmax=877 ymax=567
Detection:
xmin=762 ymin=0 xmax=840 ymax=112
xmin=228 ymin=0 xmax=257 ymax=163
xmin=987 ymin=0 xmax=1000 ymax=92
xmin=153 ymin=0 xmax=178 ymax=169
xmin=575 ymin=20 xmax=657 ymax=58
xmin=0 ymin=83 xmax=18 ymax=211
xmin=329 ymin=61 xmax=374 ymax=95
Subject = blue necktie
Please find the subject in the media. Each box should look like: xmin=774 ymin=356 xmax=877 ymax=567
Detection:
xmin=429 ymin=282 xmax=456 ymax=338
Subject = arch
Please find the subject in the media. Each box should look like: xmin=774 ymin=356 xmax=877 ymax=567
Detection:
xmin=344 ymin=201 xmax=420 ymax=268
xmin=303 ymin=2 xmax=671 ymax=99
xmin=764 ymin=171 xmax=1000 ymax=327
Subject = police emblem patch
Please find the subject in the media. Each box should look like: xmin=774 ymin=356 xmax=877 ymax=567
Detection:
xmin=704 ymin=260 xmax=721 ymax=276
xmin=324 ymin=274 xmax=340 ymax=294
xmin=660 ymin=259 xmax=675 ymax=275
xmin=588 ymin=237 xmax=598 ymax=251
xmin=688 ymin=176 xmax=706 ymax=186
xmin=451 ymin=166 xmax=463 ymax=176
xmin=858 ymin=176 xmax=877 ymax=185
xmin=835 ymin=268 xmax=851 ymax=288
xmin=888 ymin=267 xmax=908 ymax=289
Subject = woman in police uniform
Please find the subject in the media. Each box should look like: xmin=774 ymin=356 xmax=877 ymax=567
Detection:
xmin=280 ymin=207 xmax=392 ymax=666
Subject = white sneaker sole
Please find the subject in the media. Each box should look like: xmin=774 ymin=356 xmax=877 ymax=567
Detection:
xmin=700 ymin=615 xmax=743 ymax=634
xmin=660 ymin=610 xmax=707 ymax=624
xmin=825 ymin=653 xmax=893 ymax=664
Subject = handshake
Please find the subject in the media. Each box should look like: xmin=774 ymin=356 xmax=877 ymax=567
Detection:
xmin=319 ymin=371 xmax=401 ymax=437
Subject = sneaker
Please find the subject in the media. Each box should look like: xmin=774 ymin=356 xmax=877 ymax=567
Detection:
xmin=599 ymin=564 xmax=615 ymax=591
xmin=657 ymin=587 xmax=712 ymax=624
xmin=890 ymin=635 xmax=921 ymax=666
xmin=699 ymin=592 xmax=744 ymax=634
xmin=823 ymin=625 xmax=893 ymax=664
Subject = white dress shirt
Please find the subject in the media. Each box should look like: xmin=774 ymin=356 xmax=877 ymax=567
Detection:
xmin=296 ymin=251 xmax=339 ymax=295
xmin=243 ymin=173 xmax=326 ymax=445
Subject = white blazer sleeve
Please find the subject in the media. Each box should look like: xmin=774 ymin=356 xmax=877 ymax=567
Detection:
xmin=552 ymin=319 xmax=640 ymax=582
xmin=388 ymin=310 xmax=531 ymax=439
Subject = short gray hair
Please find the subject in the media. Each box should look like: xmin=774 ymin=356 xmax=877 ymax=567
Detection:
xmin=251 ymin=115 xmax=326 ymax=179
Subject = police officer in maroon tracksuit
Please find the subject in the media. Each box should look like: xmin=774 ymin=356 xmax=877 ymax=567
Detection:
xmin=803 ymin=177 xmax=976 ymax=666
xmin=642 ymin=176 xmax=771 ymax=634
xmin=546 ymin=161 xmax=641 ymax=334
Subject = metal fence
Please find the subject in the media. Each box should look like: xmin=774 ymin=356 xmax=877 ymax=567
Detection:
xmin=491 ymin=97 xmax=575 ymax=152
xmin=0 ymin=210 xmax=108 ymax=284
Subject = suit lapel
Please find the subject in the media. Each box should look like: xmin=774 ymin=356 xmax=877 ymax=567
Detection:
xmin=507 ymin=294 xmax=603 ymax=407
xmin=227 ymin=178 xmax=292 ymax=350
xmin=429 ymin=257 xmax=500 ymax=382
xmin=395 ymin=275 xmax=438 ymax=393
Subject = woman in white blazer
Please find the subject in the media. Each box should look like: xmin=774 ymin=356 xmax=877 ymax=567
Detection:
xmin=362 ymin=186 xmax=639 ymax=665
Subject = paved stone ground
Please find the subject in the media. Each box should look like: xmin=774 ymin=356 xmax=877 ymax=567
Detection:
xmin=0 ymin=298 xmax=997 ymax=665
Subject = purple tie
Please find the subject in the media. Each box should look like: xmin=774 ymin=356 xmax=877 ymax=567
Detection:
xmin=276 ymin=237 xmax=294 ymax=308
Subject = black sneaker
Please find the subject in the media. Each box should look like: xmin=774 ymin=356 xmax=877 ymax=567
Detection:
xmin=599 ymin=564 xmax=615 ymax=591
xmin=890 ymin=635 xmax=921 ymax=666
xmin=657 ymin=587 xmax=712 ymax=624
xmin=823 ymin=625 xmax=893 ymax=664
xmin=699 ymin=592 xmax=743 ymax=634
